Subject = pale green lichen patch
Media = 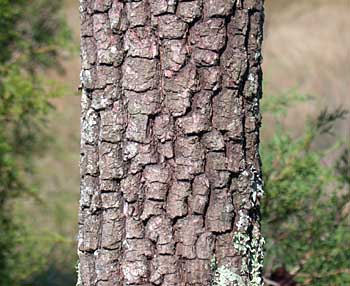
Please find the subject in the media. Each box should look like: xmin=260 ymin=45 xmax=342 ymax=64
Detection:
xmin=230 ymin=167 xmax=265 ymax=286
xmin=249 ymin=227 xmax=265 ymax=286
xmin=210 ymin=255 xmax=247 ymax=286
xmin=76 ymin=261 xmax=82 ymax=286
xmin=210 ymin=255 xmax=218 ymax=272
xmin=232 ymin=230 xmax=265 ymax=286
xmin=232 ymin=225 xmax=265 ymax=286
xmin=212 ymin=265 xmax=245 ymax=286
xmin=210 ymin=166 xmax=265 ymax=286
xmin=233 ymin=232 xmax=250 ymax=255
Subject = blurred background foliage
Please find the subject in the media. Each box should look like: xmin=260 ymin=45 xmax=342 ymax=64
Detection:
xmin=261 ymin=92 xmax=350 ymax=285
xmin=0 ymin=0 xmax=349 ymax=286
xmin=0 ymin=0 xmax=75 ymax=285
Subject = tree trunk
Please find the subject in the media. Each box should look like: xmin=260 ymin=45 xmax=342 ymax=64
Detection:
xmin=78 ymin=1 xmax=265 ymax=285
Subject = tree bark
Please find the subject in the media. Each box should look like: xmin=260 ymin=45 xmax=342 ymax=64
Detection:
xmin=78 ymin=1 xmax=265 ymax=285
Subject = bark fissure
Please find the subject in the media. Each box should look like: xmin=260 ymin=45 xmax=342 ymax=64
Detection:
xmin=79 ymin=0 xmax=264 ymax=285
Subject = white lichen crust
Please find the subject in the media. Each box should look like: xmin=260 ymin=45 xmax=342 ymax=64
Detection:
xmin=212 ymin=265 xmax=245 ymax=286
xmin=232 ymin=168 xmax=265 ymax=286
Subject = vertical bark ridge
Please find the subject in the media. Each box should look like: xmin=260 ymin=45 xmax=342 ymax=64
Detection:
xmin=78 ymin=0 xmax=264 ymax=285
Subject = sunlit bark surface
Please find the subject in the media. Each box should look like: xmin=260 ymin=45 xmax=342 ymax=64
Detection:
xmin=78 ymin=0 xmax=264 ymax=285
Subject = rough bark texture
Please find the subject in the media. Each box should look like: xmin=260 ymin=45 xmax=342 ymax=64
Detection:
xmin=78 ymin=1 xmax=264 ymax=285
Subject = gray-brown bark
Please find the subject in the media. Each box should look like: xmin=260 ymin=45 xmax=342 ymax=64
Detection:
xmin=78 ymin=0 xmax=264 ymax=285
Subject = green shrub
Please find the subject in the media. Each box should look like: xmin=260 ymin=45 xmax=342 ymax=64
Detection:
xmin=0 ymin=0 xmax=71 ymax=284
xmin=261 ymin=90 xmax=350 ymax=285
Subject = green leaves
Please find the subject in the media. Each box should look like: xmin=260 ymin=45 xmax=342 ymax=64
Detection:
xmin=0 ymin=0 xmax=72 ymax=284
xmin=261 ymin=86 xmax=312 ymax=117
xmin=314 ymin=107 xmax=349 ymax=136
xmin=261 ymin=92 xmax=350 ymax=285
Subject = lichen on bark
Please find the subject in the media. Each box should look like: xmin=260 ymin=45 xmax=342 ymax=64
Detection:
xmin=78 ymin=0 xmax=265 ymax=285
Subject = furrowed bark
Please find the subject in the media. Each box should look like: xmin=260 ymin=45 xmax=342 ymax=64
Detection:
xmin=78 ymin=0 xmax=265 ymax=285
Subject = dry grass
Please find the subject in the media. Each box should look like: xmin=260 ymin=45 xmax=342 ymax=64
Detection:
xmin=263 ymin=0 xmax=350 ymax=140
